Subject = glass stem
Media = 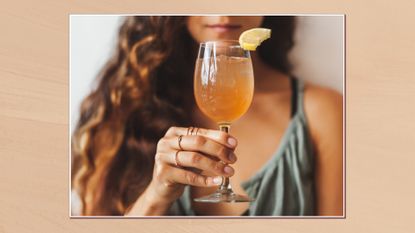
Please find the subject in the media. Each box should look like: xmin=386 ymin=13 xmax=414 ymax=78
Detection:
xmin=218 ymin=124 xmax=233 ymax=193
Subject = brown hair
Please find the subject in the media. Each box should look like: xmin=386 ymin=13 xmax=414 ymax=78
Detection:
xmin=71 ymin=16 xmax=295 ymax=215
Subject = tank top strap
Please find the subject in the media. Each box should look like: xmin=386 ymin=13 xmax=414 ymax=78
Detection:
xmin=290 ymin=76 xmax=307 ymax=122
xmin=290 ymin=77 xmax=298 ymax=117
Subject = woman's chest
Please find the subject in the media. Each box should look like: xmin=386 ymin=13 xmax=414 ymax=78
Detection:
xmin=191 ymin=96 xmax=292 ymax=215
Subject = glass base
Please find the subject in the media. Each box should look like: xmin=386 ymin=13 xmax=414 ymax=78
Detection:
xmin=193 ymin=189 xmax=254 ymax=203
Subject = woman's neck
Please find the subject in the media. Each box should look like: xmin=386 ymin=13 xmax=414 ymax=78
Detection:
xmin=250 ymin=52 xmax=290 ymax=94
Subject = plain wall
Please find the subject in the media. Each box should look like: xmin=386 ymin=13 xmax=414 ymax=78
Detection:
xmin=70 ymin=15 xmax=344 ymax=132
xmin=290 ymin=16 xmax=344 ymax=93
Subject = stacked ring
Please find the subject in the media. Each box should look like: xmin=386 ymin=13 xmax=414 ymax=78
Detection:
xmin=186 ymin=127 xmax=193 ymax=136
xmin=187 ymin=126 xmax=199 ymax=136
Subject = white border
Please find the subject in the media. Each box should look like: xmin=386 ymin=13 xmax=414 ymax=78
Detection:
xmin=69 ymin=14 xmax=346 ymax=219
xmin=69 ymin=14 xmax=72 ymax=218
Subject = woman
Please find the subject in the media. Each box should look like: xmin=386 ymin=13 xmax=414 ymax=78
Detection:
xmin=71 ymin=16 xmax=343 ymax=216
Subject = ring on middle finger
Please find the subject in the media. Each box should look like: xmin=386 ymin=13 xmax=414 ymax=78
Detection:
xmin=178 ymin=135 xmax=184 ymax=150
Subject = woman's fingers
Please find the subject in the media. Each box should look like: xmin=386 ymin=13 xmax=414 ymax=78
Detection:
xmin=166 ymin=165 xmax=223 ymax=187
xmin=155 ymin=151 xmax=235 ymax=177
xmin=159 ymin=135 xmax=237 ymax=164
xmin=165 ymin=126 xmax=238 ymax=149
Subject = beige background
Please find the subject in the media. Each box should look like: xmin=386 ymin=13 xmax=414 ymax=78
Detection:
xmin=1 ymin=0 xmax=414 ymax=232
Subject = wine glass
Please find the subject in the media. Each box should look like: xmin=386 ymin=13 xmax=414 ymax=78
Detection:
xmin=193 ymin=40 xmax=254 ymax=203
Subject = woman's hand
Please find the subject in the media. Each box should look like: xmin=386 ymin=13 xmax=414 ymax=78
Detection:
xmin=126 ymin=126 xmax=238 ymax=216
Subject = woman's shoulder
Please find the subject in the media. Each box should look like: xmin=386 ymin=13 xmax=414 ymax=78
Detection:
xmin=301 ymin=82 xmax=343 ymax=142
xmin=302 ymin=82 xmax=342 ymax=112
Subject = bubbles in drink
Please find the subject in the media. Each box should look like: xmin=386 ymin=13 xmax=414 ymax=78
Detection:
xmin=194 ymin=56 xmax=254 ymax=124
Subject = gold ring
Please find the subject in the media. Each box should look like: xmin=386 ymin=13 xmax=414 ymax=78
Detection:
xmin=175 ymin=150 xmax=182 ymax=167
xmin=190 ymin=127 xmax=196 ymax=135
xmin=178 ymin=135 xmax=184 ymax=150
xmin=187 ymin=127 xmax=193 ymax=136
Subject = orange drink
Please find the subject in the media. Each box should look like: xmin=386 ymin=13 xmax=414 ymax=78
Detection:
xmin=194 ymin=55 xmax=254 ymax=125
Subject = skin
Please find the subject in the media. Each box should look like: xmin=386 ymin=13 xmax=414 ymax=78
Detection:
xmin=127 ymin=16 xmax=343 ymax=216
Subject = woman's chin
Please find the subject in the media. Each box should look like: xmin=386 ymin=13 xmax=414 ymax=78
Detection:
xmin=205 ymin=36 xmax=238 ymax=42
xmin=201 ymin=31 xmax=240 ymax=42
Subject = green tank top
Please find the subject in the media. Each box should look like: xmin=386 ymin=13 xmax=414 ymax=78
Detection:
xmin=168 ymin=78 xmax=315 ymax=216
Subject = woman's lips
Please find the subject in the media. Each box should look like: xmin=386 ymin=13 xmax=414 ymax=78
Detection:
xmin=205 ymin=24 xmax=242 ymax=33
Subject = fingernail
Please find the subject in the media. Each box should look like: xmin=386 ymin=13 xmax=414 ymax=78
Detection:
xmin=213 ymin=176 xmax=222 ymax=185
xmin=227 ymin=137 xmax=237 ymax=147
xmin=228 ymin=152 xmax=236 ymax=162
xmin=224 ymin=166 xmax=234 ymax=174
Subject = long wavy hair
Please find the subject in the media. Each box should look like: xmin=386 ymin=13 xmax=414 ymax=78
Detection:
xmin=71 ymin=16 xmax=295 ymax=215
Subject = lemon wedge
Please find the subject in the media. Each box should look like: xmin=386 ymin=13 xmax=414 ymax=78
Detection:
xmin=239 ymin=28 xmax=271 ymax=51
